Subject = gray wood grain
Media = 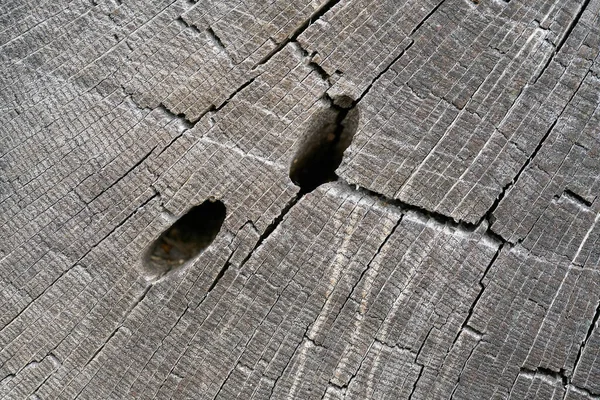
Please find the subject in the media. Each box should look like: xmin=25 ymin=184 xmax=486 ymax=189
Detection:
xmin=1 ymin=0 xmax=600 ymax=398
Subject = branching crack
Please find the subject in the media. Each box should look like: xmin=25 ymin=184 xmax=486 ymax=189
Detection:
xmin=208 ymin=95 xmax=360 ymax=296
xmin=237 ymin=192 xmax=301 ymax=269
xmin=191 ymin=192 xmax=300 ymax=311
xmin=123 ymin=73 xmax=259 ymax=158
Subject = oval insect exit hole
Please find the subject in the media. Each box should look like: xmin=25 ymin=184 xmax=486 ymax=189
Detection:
xmin=289 ymin=96 xmax=359 ymax=194
xmin=143 ymin=199 xmax=226 ymax=278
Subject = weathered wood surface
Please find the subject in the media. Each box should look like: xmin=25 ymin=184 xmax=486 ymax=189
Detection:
xmin=1 ymin=0 xmax=600 ymax=398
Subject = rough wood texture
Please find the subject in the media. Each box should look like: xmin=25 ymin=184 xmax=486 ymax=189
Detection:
xmin=1 ymin=0 xmax=600 ymax=398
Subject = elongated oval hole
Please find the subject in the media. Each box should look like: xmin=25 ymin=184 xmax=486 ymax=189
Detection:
xmin=143 ymin=199 xmax=226 ymax=278
xmin=289 ymin=96 xmax=359 ymax=194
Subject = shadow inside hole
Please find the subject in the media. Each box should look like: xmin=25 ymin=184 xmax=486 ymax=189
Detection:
xmin=143 ymin=199 xmax=226 ymax=278
xmin=289 ymin=95 xmax=359 ymax=194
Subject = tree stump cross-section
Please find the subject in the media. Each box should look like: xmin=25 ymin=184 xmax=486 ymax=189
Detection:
xmin=1 ymin=0 xmax=600 ymax=399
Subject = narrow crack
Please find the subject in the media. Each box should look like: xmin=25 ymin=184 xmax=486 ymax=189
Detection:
xmin=557 ymin=189 xmax=593 ymax=208
xmin=506 ymin=293 xmax=600 ymax=398
xmin=155 ymin=104 xmax=195 ymax=127
xmin=352 ymin=40 xmax=414 ymax=105
xmin=27 ymin=354 xmax=61 ymax=397
xmin=83 ymin=284 xmax=151 ymax=368
xmin=121 ymin=86 xmax=196 ymax=126
xmin=409 ymin=0 xmax=447 ymax=36
xmin=85 ymin=145 xmax=157 ymax=205
xmin=566 ymin=384 xmax=600 ymax=399
xmin=252 ymin=0 xmax=342 ymax=68
xmin=267 ymin=325 xmax=312 ymax=398
xmin=203 ymin=97 xmax=360 ymax=300
xmin=205 ymin=248 xmax=236 ymax=294
xmin=212 ymin=360 xmax=243 ymax=400
xmin=173 ymin=17 xmax=226 ymax=53
xmin=555 ymin=0 xmax=591 ymax=54
xmin=408 ymin=362 xmax=426 ymax=399
xmin=235 ymin=192 xmax=301 ymax=271
xmin=572 ymin=298 xmax=600 ymax=379
xmin=4 ymin=352 xmax=60 ymax=385
xmin=85 ymin=191 xmax=159 ymax=259
xmin=339 ymin=178 xmax=504 ymax=245
xmin=484 ymin=71 xmax=591 ymax=239
xmin=190 ymin=192 xmax=301 ymax=311
xmin=13 ymin=191 xmax=159 ymax=326
xmin=449 ymin=332 xmax=481 ymax=400
xmin=83 ymin=325 xmax=130 ymax=369
xmin=16 ymin=188 xmax=158 ymax=313
xmin=125 ymin=284 xmax=153 ymax=318
xmin=209 ymin=280 xmax=288 ymax=399
xmin=533 ymin=0 xmax=590 ymax=84
xmin=449 ymin=242 xmax=504 ymax=349
xmin=14 ymin=3 xmax=599 ymax=398
xmin=149 ymin=305 xmax=191 ymax=397
xmin=294 ymin=42 xmax=332 ymax=84
xmin=519 ymin=366 xmax=568 ymax=386
xmin=326 ymin=215 xmax=403 ymax=392
xmin=206 ymin=27 xmax=225 ymax=50
xmin=125 ymin=70 xmax=258 ymax=126
xmin=407 ymin=326 xmax=435 ymax=399
xmin=175 ymin=16 xmax=202 ymax=34
xmin=196 ymin=94 xmax=360 ymax=318
xmin=347 ymin=214 xmax=403 ymax=311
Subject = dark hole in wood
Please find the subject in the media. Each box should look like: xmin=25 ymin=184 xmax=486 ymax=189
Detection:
xmin=144 ymin=199 xmax=226 ymax=277
xmin=289 ymin=95 xmax=359 ymax=194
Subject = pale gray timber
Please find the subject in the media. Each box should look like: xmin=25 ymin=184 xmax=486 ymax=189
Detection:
xmin=1 ymin=0 xmax=600 ymax=399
